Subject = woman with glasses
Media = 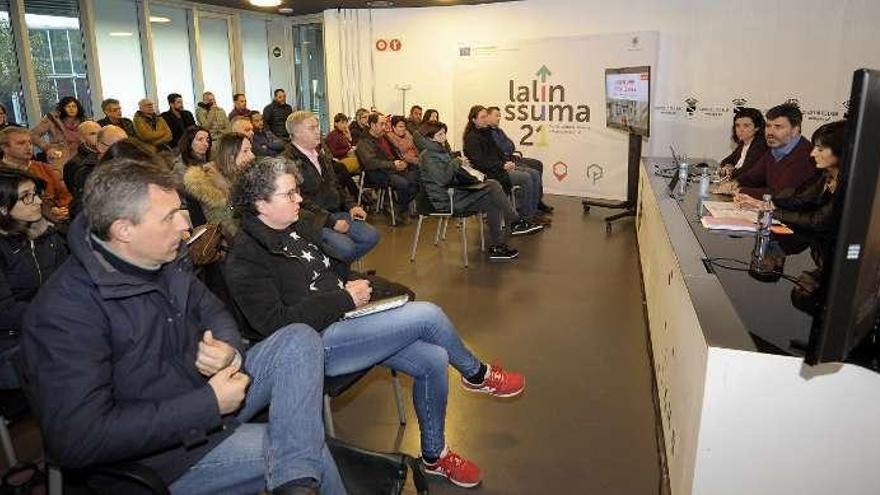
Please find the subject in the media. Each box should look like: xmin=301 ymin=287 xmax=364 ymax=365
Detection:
xmin=0 ymin=169 xmax=68 ymax=388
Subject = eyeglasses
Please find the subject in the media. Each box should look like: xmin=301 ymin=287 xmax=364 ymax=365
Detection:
xmin=274 ymin=189 xmax=299 ymax=202
xmin=19 ymin=191 xmax=39 ymax=205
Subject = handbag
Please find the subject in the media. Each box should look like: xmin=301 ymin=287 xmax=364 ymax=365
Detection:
xmin=187 ymin=223 xmax=224 ymax=266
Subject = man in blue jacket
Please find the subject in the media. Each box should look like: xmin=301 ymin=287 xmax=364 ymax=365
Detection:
xmin=21 ymin=159 xmax=343 ymax=495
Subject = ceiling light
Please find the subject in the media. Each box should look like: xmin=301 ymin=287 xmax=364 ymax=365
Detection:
xmin=108 ymin=32 xmax=133 ymax=37
xmin=278 ymin=7 xmax=294 ymax=14
xmin=149 ymin=16 xmax=170 ymax=23
xmin=249 ymin=0 xmax=282 ymax=6
xmin=367 ymin=1 xmax=395 ymax=7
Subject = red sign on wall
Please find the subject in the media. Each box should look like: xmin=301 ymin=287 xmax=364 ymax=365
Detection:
xmin=389 ymin=39 xmax=402 ymax=51
xmin=375 ymin=39 xmax=388 ymax=51
xmin=376 ymin=38 xmax=402 ymax=52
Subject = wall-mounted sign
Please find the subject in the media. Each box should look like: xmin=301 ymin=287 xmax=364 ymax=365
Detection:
xmin=389 ymin=39 xmax=402 ymax=51
xmin=272 ymin=46 xmax=283 ymax=59
xmin=375 ymin=39 xmax=388 ymax=51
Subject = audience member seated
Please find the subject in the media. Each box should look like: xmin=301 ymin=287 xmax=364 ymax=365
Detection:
xmin=285 ymin=112 xmax=380 ymax=263
xmin=228 ymin=93 xmax=251 ymax=120
xmin=0 ymin=128 xmax=71 ymax=224
xmin=348 ymin=108 xmax=370 ymax=146
xmin=387 ymin=116 xmax=420 ymax=166
xmin=326 ymin=113 xmax=354 ymax=160
xmin=405 ymin=105 xmax=423 ymax=134
xmin=718 ymin=107 xmax=769 ymax=180
xmin=0 ymin=104 xmax=22 ymax=131
xmin=720 ymin=103 xmax=821 ymax=199
xmin=96 ymin=98 xmax=136 ymax=137
xmin=355 ymin=113 xmax=418 ymax=222
xmin=463 ymin=105 xmax=546 ymax=226
xmin=62 ymin=121 xmax=101 ymax=218
xmin=231 ymin=115 xmax=255 ymax=141
xmin=422 ymin=109 xmax=440 ymax=124
xmin=420 ymin=121 xmax=542 ymax=260
xmin=735 ymin=120 xmax=847 ymax=233
xmin=30 ymin=96 xmax=87 ymax=168
xmin=486 ymin=106 xmax=552 ymax=214
xmin=0 ymin=169 xmax=68 ymax=388
xmin=225 ymin=158 xmax=525 ymax=489
xmin=197 ymin=91 xmax=231 ymax=144
xmin=184 ymin=132 xmax=255 ymax=239
xmin=251 ymin=112 xmax=286 ymax=158
xmin=21 ymin=160 xmax=344 ymax=495
xmin=134 ymin=98 xmax=173 ymax=151
xmin=175 ymin=125 xmax=212 ymax=179
xmin=263 ymin=89 xmax=293 ymax=140
xmin=161 ymin=92 xmax=197 ymax=148
xmin=66 ymin=125 xmax=128 ymax=213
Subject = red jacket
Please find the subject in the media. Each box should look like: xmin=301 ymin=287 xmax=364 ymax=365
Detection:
xmin=737 ymin=136 xmax=820 ymax=199
xmin=325 ymin=129 xmax=352 ymax=159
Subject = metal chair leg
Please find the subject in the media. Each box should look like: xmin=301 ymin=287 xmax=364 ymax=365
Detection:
xmin=410 ymin=216 xmax=424 ymax=261
xmin=323 ymin=394 xmax=336 ymax=438
xmin=0 ymin=418 xmax=19 ymax=467
xmin=48 ymin=465 xmax=63 ymax=495
xmin=390 ymin=370 xmax=406 ymax=425
xmin=356 ymin=174 xmax=365 ymax=205
xmin=433 ymin=217 xmax=444 ymax=245
xmin=479 ymin=213 xmax=486 ymax=251
xmin=387 ymin=187 xmax=396 ymax=226
xmin=461 ymin=217 xmax=469 ymax=268
xmin=441 ymin=216 xmax=450 ymax=240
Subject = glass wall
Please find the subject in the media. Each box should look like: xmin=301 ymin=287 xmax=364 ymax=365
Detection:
xmin=241 ymin=15 xmax=271 ymax=111
xmin=24 ymin=0 xmax=91 ymax=117
xmin=93 ymin=0 xmax=146 ymax=117
xmin=0 ymin=0 xmax=26 ymax=125
xmin=293 ymin=23 xmax=328 ymax=129
xmin=198 ymin=15 xmax=233 ymax=111
xmin=150 ymin=4 xmax=195 ymax=112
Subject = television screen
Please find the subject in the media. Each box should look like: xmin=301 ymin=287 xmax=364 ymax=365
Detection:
xmin=806 ymin=68 xmax=880 ymax=366
xmin=605 ymin=66 xmax=651 ymax=137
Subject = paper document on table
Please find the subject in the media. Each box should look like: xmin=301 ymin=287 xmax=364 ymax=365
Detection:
xmin=700 ymin=216 xmax=794 ymax=234
xmin=702 ymin=200 xmax=760 ymax=223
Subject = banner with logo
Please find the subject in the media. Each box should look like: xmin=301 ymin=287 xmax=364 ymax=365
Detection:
xmin=453 ymin=32 xmax=658 ymax=199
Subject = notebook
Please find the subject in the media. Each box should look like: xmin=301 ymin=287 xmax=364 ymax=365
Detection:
xmin=343 ymin=294 xmax=410 ymax=319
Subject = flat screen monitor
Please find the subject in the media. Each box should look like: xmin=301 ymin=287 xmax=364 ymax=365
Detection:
xmin=807 ymin=68 xmax=880 ymax=365
xmin=605 ymin=66 xmax=651 ymax=137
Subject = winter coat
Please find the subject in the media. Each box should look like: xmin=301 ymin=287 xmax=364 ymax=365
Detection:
xmin=489 ymin=126 xmax=517 ymax=158
xmin=349 ymin=121 xmax=369 ymax=146
xmin=0 ymin=219 xmax=67 ymax=351
xmin=161 ymin=109 xmax=197 ymax=148
xmin=30 ymin=112 xmax=82 ymax=165
xmin=720 ymin=135 xmax=769 ymax=180
xmin=20 ymin=214 xmax=242 ymax=484
xmin=224 ymin=211 xmax=354 ymax=341
xmin=773 ymin=175 xmax=836 ymax=233
xmin=182 ymin=164 xmax=237 ymax=238
xmin=252 ymin=128 xmax=286 ymax=157
xmin=261 ymin=101 xmax=293 ymax=139
xmin=386 ymin=130 xmax=420 ymax=165
xmin=285 ymin=144 xmax=354 ymax=230
xmin=133 ymin=111 xmax=173 ymax=148
xmin=419 ymin=140 xmax=491 ymax=213
xmin=62 ymin=145 xmax=99 ymax=219
xmin=196 ymin=103 xmax=231 ymax=142
xmin=1 ymin=161 xmax=72 ymax=223
xmin=325 ymin=129 xmax=352 ymax=159
xmin=228 ymin=108 xmax=251 ymax=120
xmin=97 ymin=116 xmax=136 ymax=138
xmin=463 ymin=127 xmax=512 ymax=191
xmin=355 ymin=133 xmax=397 ymax=172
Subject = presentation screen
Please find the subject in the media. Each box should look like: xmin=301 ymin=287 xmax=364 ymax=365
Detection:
xmin=605 ymin=66 xmax=651 ymax=137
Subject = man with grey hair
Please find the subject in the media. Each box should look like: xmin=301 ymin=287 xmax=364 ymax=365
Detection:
xmin=22 ymin=159 xmax=344 ymax=495
xmin=62 ymin=120 xmax=101 ymax=218
xmin=96 ymin=97 xmax=136 ymax=136
xmin=230 ymin=115 xmax=255 ymax=141
xmin=133 ymin=98 xmax=173 ymax=150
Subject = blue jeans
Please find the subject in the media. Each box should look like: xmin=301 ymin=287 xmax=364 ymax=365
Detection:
xmin=170 ymin=324 xmax=346 ymax=495
xmin=321 ymin=302 xmax=482 ymax=458
xmin=365 ymin=169 xmax=418 ymax=209
xmin=322 ymin=212 xmax=381 ymax=262
xmin=515 ymin=162 xmax=544 ymax=200
xmin=508 ymin=169 xmax=537 ymax=219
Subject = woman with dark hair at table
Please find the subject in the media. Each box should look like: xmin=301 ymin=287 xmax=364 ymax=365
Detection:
xmin=0 ymin=169 xmax=67 ymax=387
xmin=735 ymin=120 xmax=847 ymax=233
xmin=719 ymin=107 xmax=768 ymax=180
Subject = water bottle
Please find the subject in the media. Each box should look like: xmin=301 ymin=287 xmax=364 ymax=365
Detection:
xmin=756 ymin=194 xmax=773 ymax=234
xmin=698 ymin=166 xmax=711 ymax=198
xmin=676 ymin=161 xmax=688 ymax=198
xmin=749 ymin=194 xmax=781 ymax=281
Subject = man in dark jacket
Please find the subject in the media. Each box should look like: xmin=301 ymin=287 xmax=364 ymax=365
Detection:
xmin=225 ymin=158 xmax=525 ymax=489
xmin=355 ymin=113 xmax=418 ymax=220
xmin=486 ymin=106 xmax=552 ymax=213
xmin=160 ymin=93 xmax=197 ymax=149
xmin=62 ymin=121 xmax=100 ymax=218
xmin=21 ymin=160 xmax=343 ymax=495
xmin=251 ymin=112 xmax=286 ymax=157
xmin=96 ymin=98 xmax=136 ymax=137
xmin=285 ymin=111 xmax=379 ymax=263
xmin=730 ymin=103 xmax=821 ymax=199
xmin=263 ymin=89 xmax=293 ymax=140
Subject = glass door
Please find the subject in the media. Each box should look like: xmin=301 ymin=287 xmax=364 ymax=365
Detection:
xmin=292 ymin=23 xmax=327 ymax=130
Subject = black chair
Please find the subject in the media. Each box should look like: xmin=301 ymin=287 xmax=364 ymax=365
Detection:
xmin=409 ymin=185 xmax=485 ymax=268
xmin=357 ymin=171 xmax=398 ymax=226
xmin=324 ymin=369 xmax=407 ymax=438
xmin=11 ymin=351 xmax=169 ymax=495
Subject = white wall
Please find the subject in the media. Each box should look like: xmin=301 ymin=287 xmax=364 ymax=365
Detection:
xmin=323 ymin=0 xmax=880 ymax=158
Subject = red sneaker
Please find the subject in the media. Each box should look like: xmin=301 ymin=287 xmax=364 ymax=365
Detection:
xmin=461 ymin=363 xmax=525 ymax=398
xmin=423 ymin=447 xmax=482 ymax=488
